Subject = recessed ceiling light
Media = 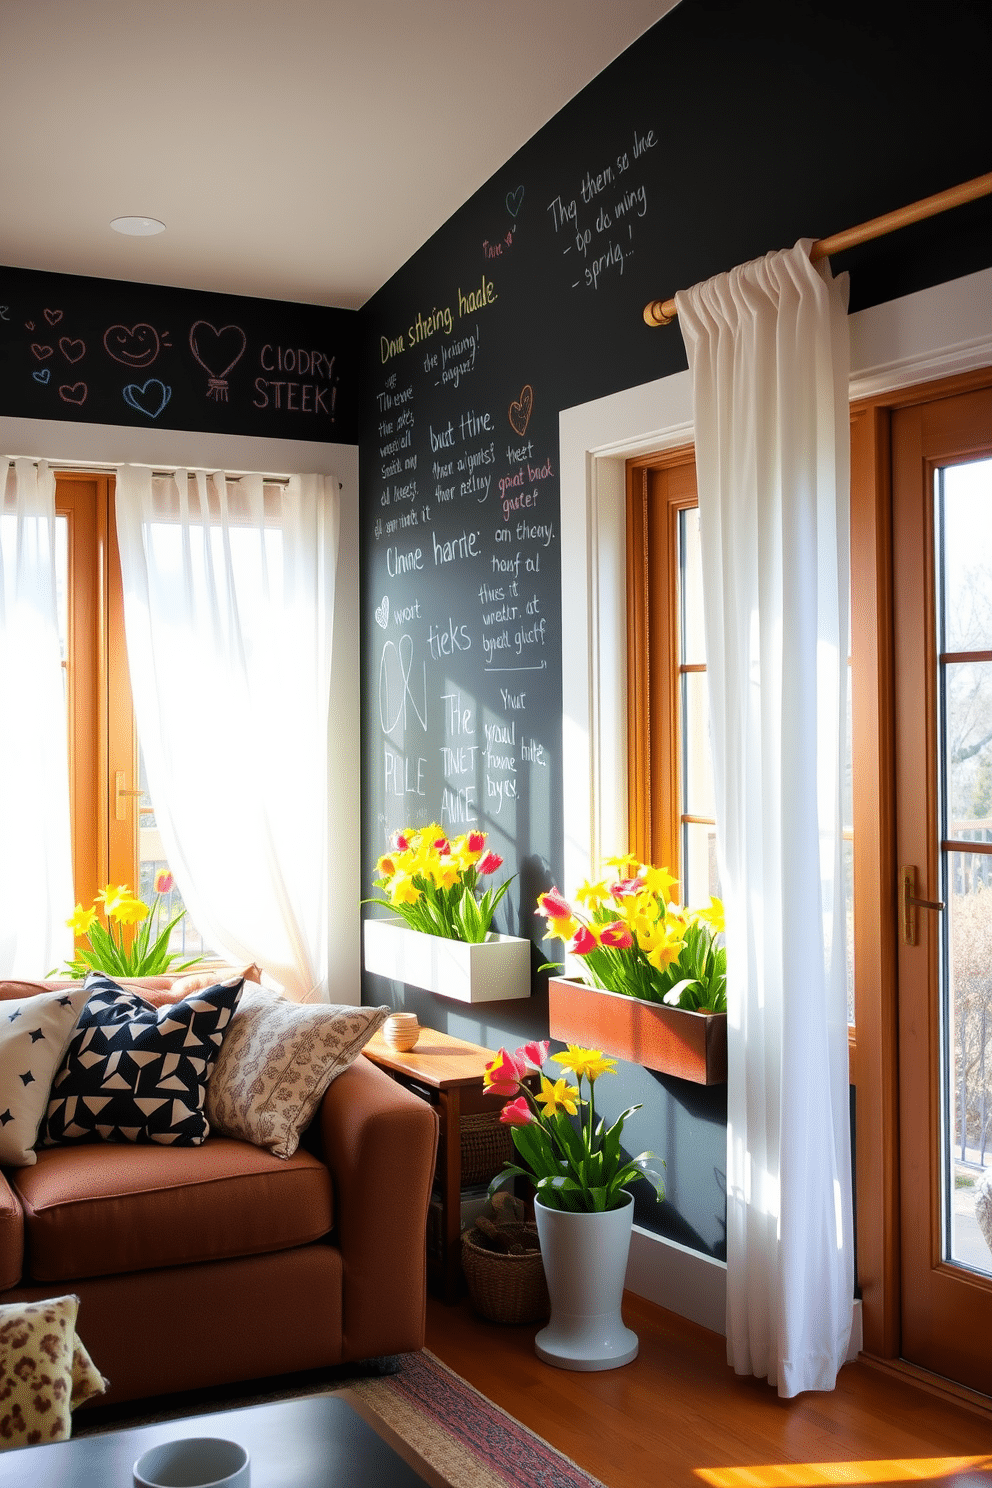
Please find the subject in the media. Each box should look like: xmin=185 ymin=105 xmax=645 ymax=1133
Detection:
xmin=110 ymin=216 xmax=166 ymax=236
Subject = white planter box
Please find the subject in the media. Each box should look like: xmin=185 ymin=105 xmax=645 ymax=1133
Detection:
xmin=363 ymin=917 xmax=531 ymax=1003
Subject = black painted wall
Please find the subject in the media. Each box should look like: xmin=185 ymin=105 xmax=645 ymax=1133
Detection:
xmin=359 ymin=0 xmax=992 ymax=1258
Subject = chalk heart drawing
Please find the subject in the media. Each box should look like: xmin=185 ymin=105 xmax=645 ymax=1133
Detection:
xmin=123 ymin=379 xmax=172 ymax=419
xmin=375 ymin=596 xmax=390 ymax=630
xmin=59 ymin=337 xmax=85 ymax=364
xmin=31 ymin=343 xmax=53 ymax=360
xmin=189 ymin=321 xmax=246 ymax=401
xmin=24 ymin=321 xmax=34 ymax=330
xmin=33 ymin=368 xmax=51 ymax=385
xmin=44 ymin=308 xmax=63 ymax=326
xmin=59 ymin=382 xmax=87 ymax=406
xmin=104 ymin=322 xmax=161 ymax=367
xmin=506 ymin=185 xmax=524 ymax=218
xmin=508 ymin=383 xmax=534 ymax=437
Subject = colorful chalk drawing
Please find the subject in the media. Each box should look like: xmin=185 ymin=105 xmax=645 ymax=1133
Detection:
xmin=375 ymin=596 xmax=390 ymax=629
xmin=122 ymin=380 xmax=172 ymax=419
xmin=32 ymin=369 xmax=50 ymax=384
xmin=506 ymin=186 xmax=524 ymax=217
xmin=508 ymin=384 xmax=533 ymax=437
xmin=31 ymin=343 xmax=53 ymax=360
xmin=44 ymin=309 xmax=63 ymax=326
xmin=58 ymin=382 xmax=87 ymax=405
xmin=59 ymin=337 xmax=85 ymax=363
xmin=103 ymin=323 xmax=169 ymax=367
xmin=189 ymin=321 xmax=247 ymax=401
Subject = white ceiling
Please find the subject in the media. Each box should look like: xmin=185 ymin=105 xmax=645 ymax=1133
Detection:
xmin=1 ymin=1 xmax=677 ymax=310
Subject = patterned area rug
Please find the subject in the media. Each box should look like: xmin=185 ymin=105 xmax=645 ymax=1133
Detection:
xmin=345 ymin=1350 xmax=605 ymax=1488
xmin=75 ymin=1349 xmax=606 ymax=1488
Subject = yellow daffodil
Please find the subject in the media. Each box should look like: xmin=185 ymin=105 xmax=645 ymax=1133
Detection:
xmin=640 ymin=864 xmax=680 ymax=900
xmin=110 ymin=895 xmax=150 ymax=926
xmin=96 ymin=883 xmax=131 ymax=916
xmin=66 ymin=903 xmax=97 ymax=937
xmin=554 ymin=1044 xmax=618 ymax=1082
xmin=535 ymin=1075 xmax=580 ymax=1118
xmin=389 ymin=872 xmax=421 ymax=906
xmin=648 ymin=938 xmax=683 ymax=971
xmin=575 ymin=877 xmax=612 ymax=909
xmin=605 ymin=851 xmax=640 ymax=874
xmin=697 ymin=897 xmax=726 ymax=935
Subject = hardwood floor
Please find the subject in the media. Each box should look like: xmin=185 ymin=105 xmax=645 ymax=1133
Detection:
xmin=425 ymin=1291 xmax=992 ymax=1487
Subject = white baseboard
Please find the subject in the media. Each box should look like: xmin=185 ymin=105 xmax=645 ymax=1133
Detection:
xmin=625 ymin=1225 xmax=864 ymax=1365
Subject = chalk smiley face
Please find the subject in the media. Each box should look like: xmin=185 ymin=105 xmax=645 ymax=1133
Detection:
xmin=104 ymin=322 xmax=161 ymax=367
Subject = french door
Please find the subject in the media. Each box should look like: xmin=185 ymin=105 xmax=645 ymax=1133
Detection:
xmin=893 ymin=384 xmax=992 ymax=1393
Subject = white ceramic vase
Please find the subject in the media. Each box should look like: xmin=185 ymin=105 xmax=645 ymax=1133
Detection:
xmin=533 ymin=1190 xmax=638 ymax=1371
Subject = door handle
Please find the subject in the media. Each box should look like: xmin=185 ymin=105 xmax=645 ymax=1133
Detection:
xmin=115 ymin=771 xmax=143 ymax=822
xmin=900 ymin=865 xmax=944 ymax=947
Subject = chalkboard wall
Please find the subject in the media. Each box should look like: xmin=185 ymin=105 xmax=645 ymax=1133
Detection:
xmin=359 ymin=0 xmax=992 ymax=1257
xmin=0 ymin=266 xmax=358 ymax=444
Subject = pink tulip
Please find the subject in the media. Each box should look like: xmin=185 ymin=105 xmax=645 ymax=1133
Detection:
xmin=477 ymin=851 xmax=503 ymax=875
xmin=483 ymin=1047 xmax=528 ymax=1096
xmin=467 ymin=831 xmax=486 ymax=854
xmin=393 ymin=831 xmax=410 ymax=851
xmin=500 ymin=1096 xmax=535 ymax=1126
xmin=599 ymin=920 xmax=634 ymax=948
xmin=612 ymin=876 xmax=646 ymax=899
xmin=519 ymin=1040 xmax=550 ymax=1070
xmin=155 ymin=870 xmax=174 ymax=895
xmin=536 ymin=886 xmax=572 ymax=922
xmin=571 ymin=925 xmax=599 ymax=955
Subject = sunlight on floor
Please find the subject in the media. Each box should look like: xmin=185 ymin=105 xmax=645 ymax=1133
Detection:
xmin=693 ymin=1456 xmax=992 ymax=1486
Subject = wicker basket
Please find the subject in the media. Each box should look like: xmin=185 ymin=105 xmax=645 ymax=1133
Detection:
xmin=459 ymin=1109 xmax=514 ymax=1186
xmin=460 ymin=1223 xmax=550 ymax=1325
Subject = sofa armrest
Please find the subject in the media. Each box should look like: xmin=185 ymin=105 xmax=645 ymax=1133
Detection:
xmin=318 ymin=1054 xmax=438 ymax=1361
xmin=0 ymin=1168 xmax=24 ymax=1292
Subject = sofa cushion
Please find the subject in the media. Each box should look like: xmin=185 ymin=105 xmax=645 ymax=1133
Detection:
xmin=39 ymin=972 xmax=243 ymax=1150
xmin=205 ymin=988 xmax=389 ymax=1159
xmin=0 ymin=1294 xmax=106 ymax=1446
xmin=11 ymin=1138 xmax=334 ymax=1283
xmin=0 ymin=977 xmax=174 ymax=1003
xmin=0 ymin=1176 xmax=23 ymax=1292
xmin=0 ymin=986 xmax=91 ymax=1167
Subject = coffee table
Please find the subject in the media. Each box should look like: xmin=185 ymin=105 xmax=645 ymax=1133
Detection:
xmin=0 ymin=1392 xmax=435 ymax=1487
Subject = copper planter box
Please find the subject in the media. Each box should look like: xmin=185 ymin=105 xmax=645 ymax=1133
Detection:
xmin=548 ymin=977 xmax=727 ymax=1085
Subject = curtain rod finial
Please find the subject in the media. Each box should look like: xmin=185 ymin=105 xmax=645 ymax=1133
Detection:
xmin=643 ymin=299 xmax=675 ymax=327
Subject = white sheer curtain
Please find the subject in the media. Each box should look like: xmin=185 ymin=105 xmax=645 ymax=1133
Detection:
xmin=675 ymin=242 xmax=854 ymax=1396
xmin=115 ymin=467 xmax=339 ymax=1002
xmin=0 ymin=458 xmax=74 ymax=975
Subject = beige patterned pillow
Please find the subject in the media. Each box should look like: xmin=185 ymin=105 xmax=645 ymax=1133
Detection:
xmin=205 ymin=989 xmax=389 ymax=1158
xmin=0 ymin=1295 xmax=107 ymax=1448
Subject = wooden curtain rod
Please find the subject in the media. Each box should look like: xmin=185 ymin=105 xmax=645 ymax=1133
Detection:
xmin=642 ymin=171 xmax=992 ymax=327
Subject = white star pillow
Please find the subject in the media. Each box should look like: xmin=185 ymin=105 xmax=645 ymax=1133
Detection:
xmin=0 ymin=987 xmax=91 ymax=1165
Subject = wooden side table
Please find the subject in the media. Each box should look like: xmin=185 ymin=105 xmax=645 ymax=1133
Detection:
xmin=362 ymin=1028 xmax=518 ymax=1302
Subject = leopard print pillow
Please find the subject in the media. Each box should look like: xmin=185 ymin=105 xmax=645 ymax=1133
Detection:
xmin=0 ymin=1295 xmax=106 ymax=1448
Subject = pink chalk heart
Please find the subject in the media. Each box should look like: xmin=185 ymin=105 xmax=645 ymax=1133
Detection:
xmin=189 ymin=321 xmax=246 ymax=381
xmin=59 ymin=382 xmax=87 ymax=405
xmin=60 ymin=337 xmax=86 ymax=363
xmin=104 ymin=322 xmax=160 ymax=367
xmin=44 ymin=308 xmax=63 ymax=326
xmin=31 ymin=343 xmax=53 ymax=360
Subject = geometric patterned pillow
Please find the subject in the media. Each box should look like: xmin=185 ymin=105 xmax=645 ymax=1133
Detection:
xmin=0 ymin=1294 xmax=107 ymax=1448
xmin=39 ymin=971 xmax=243 ymax=1149
xmin=0 ymin=986 xmax=91 ymax=1166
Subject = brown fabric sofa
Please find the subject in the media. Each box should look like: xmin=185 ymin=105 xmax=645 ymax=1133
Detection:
xmin=0 ymin=977 xmax=439 ymax=1407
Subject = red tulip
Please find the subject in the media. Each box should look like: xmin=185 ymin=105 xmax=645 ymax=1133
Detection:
xmin=599 ymin=920 xmax=634 ymax=949
xmin=500 ymin=1096 xmax=535 ymax=1126
xmin=571 ymin=925 xmax=599 ymax=955
xmin=536 ymin=887 xmax=572 ymax=922
xmin=467 ymin=831 xmax=486 ymax=854
xmin=483 ymin=1047 xmax=528 ymax=1096
xmin=519 ymin=1040 xmax=550 ymax=1070
xmin=477 ymin=851 xmax=503 ymax=875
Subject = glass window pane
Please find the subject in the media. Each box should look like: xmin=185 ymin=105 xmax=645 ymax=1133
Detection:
xmin=136 ymin=748 xmax=214 ymax=962
xmin=680 ymin=507 xmax=706 ymax=665
xmin=944 ymin=852 xmax=992 ymax=1276
xmin=682 ymin=821 xmax=720 ymax=909
xmin=942 ymin=458 xmax=992 ymax=654
xmin=944 ymin=661 xmax=992 ymax=832
xmin=682 ymin=670 xmax=715 ymax=820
